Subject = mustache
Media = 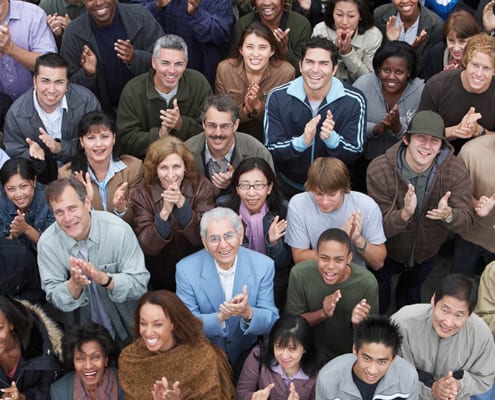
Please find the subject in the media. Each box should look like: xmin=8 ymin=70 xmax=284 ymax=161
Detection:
xmin=208 ymin=135 xmax=227 ymax=140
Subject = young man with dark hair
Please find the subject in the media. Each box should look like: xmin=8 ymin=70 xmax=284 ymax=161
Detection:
xmin=286 ymin=228 xmax=378 ymax=362
xmin=316 ymin=316 xmax=419 ymax=399
xmin=392 ymin=274 xmax=495 ymax=399
xmin=3 ymin=53 xmax=100 ymax=180
xmin=264 ymin=36 xmax=366 ymax=197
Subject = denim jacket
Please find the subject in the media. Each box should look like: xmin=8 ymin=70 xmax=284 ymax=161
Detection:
xmin=0 ymin=182 xmax=54 ymax=249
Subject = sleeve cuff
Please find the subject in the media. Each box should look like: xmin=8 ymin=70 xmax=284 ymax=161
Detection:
xmin=173 ymin=201 xmax=193 ymax=229
xmin=323 ymin=131 xmax=340 ymax=149
xmin=154 ymin=215 xmax=172 ymax=240
xmin=292 ymin=134 xmax=310 ymax=152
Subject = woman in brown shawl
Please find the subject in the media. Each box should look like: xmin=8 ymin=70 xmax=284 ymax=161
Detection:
xmin=119 ymin=290 xmax=235 ymax=400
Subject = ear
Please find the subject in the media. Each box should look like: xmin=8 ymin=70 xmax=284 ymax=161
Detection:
xmin=352 ymin=344 xmax=357 ymax=356
xmin=332 ymin=62 xmax=339 ymax=76
xmin=233 ymin=118 xmax=240 ymax=132
xmin=347 ymin=250 xmax=353 ymax=264
xmin=402 ymin=135 xmax=409 ymax=146
xmin=430 ymin=293 xmax=435 ymax=305
xmin=267 ymin=182 xmax=273 ymax=195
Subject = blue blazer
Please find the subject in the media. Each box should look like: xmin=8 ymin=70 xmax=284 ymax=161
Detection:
xmin=176 ymin=246 xmax=279 ymax=365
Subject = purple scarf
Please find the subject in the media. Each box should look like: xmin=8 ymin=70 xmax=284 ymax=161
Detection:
xmin=239 ymin=202 xmax=268 ymax=254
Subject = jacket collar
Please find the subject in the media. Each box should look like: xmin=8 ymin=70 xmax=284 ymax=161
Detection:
xmin=286 ymin=76 xmax=346 ymax=105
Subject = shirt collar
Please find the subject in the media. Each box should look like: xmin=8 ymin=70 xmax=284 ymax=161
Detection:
xmin=215 ymin=255 xmax=238 ymax=276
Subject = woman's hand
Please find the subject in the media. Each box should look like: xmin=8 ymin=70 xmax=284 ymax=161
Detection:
xmin=383 ymin=104 xmax=402 ymax=134
xmin=287 ymin=382 xmax=300 ymax=400
xmin=1 ymin=381 xmax=25 ymax=400
xmin=244 ymin=83 xmax=263 ymax=116
xmin=112 ymin=182 xmax=128 ymax=214
xmin=159 ymin=183 xmax=185 ymax=220
xmin=251 ymin=383 xmax=275 ymax=400
xmin=336 ymin=28 xmax=353 ymax=55
xmin=8 ymin=210 xmax=29 ymax=238
xmin=152 ymin=377 xmax=181 ymax=400
xmin=74 ymin=170 xmax=94 ymax=203
xmin=386 ymin=15 xmax=402 ymax=41
xmin=268 ymin=215 xmax=287 ymax=244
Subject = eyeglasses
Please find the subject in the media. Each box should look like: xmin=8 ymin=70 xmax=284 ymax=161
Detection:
xmin=204 ymin=122 xmax=234 ymax=133
xmin=237 ymin=182 xmax=268 ymax=191
xmin=207 ymin=231 xmax=238 ymax=245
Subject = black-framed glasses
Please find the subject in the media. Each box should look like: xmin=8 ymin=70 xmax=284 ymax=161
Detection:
xmin=237 ymin=182 xmax=268 ymax=191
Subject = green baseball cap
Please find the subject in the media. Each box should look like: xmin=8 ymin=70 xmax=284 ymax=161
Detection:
xmin=408 ymin=111 xmax=445 ymax=139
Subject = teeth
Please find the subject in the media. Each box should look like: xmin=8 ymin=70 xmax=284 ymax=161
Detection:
xmin=146 ymin=338 xmax=158 ymax=346
xmin=84 ymin=372 xmax=97 ymax=376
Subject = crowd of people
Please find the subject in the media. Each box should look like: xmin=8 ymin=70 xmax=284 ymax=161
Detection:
xmin=1 ymin=0 xmax=495 ymax=397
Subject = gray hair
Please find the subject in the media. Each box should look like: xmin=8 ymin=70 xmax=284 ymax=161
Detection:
xmin=200 ymin=207 xmax=242 ymax=240
xmin=200 ymin=94 xmax=239 ymax=124
xmin=152 ymin=34 xmax=188 ymax=61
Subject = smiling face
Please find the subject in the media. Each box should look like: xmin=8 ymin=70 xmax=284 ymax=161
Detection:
xmin=317 ymin=239 xmax=352 ymax=285
xmin=273 ymin=338 xmax=305 ymax=377
xmin=3 ymin=174 xmax=36 ymax=212
xmin=79 ymin=125 xmax=115 ymax=166
xmin=73 ymin=341 xmax=108 ymax=391
xmin=378 ymin=56 xmax=409 ymax=96
xmin=50 ymin=185 xmax=92 ymax=241
xmin=312 ymin=189 xmax=345 ymax=213
xmin=240 ymin=33 xmax=275 ymax=74
xmin=203 ymin=107 xmax=239 ymax=159
xmin=300 ymin=48 xmax=338 ymax=100
xmin=202 ymin=216 xmax=242 ymax=270
xmin=152 ymin=48 xmax=187 ymax=94
xmin=236 ymin=168 xmax=273 ymax=214
xmin=446 ymin=31 xmax=468 ymax=63
xmin=84 ymin=0 xmax=116 ymax=27
xmin=333 ymin=0 xmax=360 ymax=34
xmin=403 ymin=134 xmax=442 ymax=174
xmin=352 ymin=342 xmax=395 ymax=385
xmin=431 ymin=295 xmax=470 ymax=338
xmin=139 ymin=303 xmax=175 ymax=353
xmin=255 ymin=0 xmax=284 ymax=25
xmin=156 ymin=153 xmax=186 ymax=190
xmin=392 ymin=0 xmax=419 ymax=20
xmin=33 ymin=66 xmax=68 ymax=114
xmin=461 ymin=51 xmax=495 ymax=94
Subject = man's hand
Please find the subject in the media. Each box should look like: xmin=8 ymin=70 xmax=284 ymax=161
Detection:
xmin=320 ymin=109 xmax=335 ymax=141
xmin=155 ymin=0 xmax=172 ymax=7
xmin=401 ymin=184 xmax=417 ymax=221
xmin=303 ymin=114 xmax=321 ymax=146
xmin=431 ymin=371 xmax=460 ymax=400
xmin=47 ymin=13 xmax=71 ymax=37
xmin=114 ymin=39 xmax=134 ymax=65
xmin=187 ymin=0 xmax=200 ymax=14
xmin=449 ymin=107 xmax=482 ymax=140
xmin=322 ymin=290 xmax=342 ymax=318
xmin=220 ymin=285 xmax=253 ymax=319
xmin=68 ymin=256 xmax=91 ymax=297
xmin=210 ymin=163 xmax=234 ymax=190
xmin=386 ymin=16 xmax=402 ymax=41
xmin=26 ymin=138 xmax=45 ymax=160
xmin=38 ymin=127 xmax=61 ymax=154
xmin=341 ymin=210 xmax=363 ymax=242
xmin=159 ymin=99 xmax=183 ymax=136
xmin=0 ymin=23 xmax=13 ymax=55
xmin=80 ymin=45 xmax=97 ymax=77
xmin=426 ymin=191 xmax=452 ymax=221
xmin=351 ymin=298 xmax=371 ymax=325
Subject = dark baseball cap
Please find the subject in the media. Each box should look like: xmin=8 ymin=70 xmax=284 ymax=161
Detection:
xmin=408 ymin=111 xmax=445 ymax=139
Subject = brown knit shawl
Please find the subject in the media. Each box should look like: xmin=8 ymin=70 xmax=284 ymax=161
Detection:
xmin=119 ymin=337 xmax=234 ymax=400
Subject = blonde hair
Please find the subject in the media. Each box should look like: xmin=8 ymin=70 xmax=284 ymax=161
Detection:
xmin=143 ymin=136 xmax=197 ymax=186
xmin=304 ymin=157 xmax=351 ymax=194
xmin=461 ymin=33 xmax=495 ymax=69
